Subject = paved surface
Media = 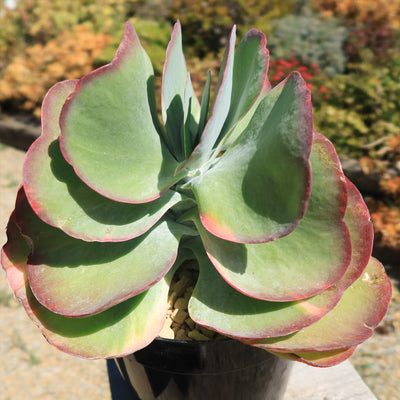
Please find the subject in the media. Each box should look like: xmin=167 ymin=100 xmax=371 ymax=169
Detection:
xmin=0 ymin=141 xmax=399 ymax=400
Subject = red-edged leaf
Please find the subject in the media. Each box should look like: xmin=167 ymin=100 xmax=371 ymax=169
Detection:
xmin=178 ymin=26 xmax=236 ymax=171
xmin=60 ymin=22 xmax=181 ymax=203
xmin=338 ymin=176 xmax=374 ymax=289
xmin=247 ymin=257 xmax=391 ymax=352
xmin=1 ymin=212 xmax=173 ymax=359
xmin=192 ymin=132 xmax=350 ymax=301
xmin=268 ymin=346 xmax=357 ymax=367
xmin=14 ymin=188 xmax=185 ymax=317
xmin=217 ymin=28 xmax=270 ymax=147
xmin=187 ymin=242 xmax=346 ymax=340
xmin=23 ymin=80 xmax=182 ymax=242
xmin=161 ymin=21 xmax=200 ymax=160
xmin=191 ymin=73 xmax=313 ymax=244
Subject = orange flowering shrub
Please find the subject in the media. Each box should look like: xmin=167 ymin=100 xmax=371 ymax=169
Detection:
xmin=0 ymin=0 xmax=154 ymax=82
xmin=360 ymin=135 xmax=400 ymax=253
xmin=167 ymin=0 xmax=296 ymax=55
xmin=386 ymin=135 xmax=400 ymax=161
xmin=367 ymin=199 xmax=400 ymax=251
xmin=312 ymin=0 xmax=400 ymax=28
xmin=380 ymin=177 xmax=400 ymax=198
xmin=0 ymin=25 xmax=111 ymax=118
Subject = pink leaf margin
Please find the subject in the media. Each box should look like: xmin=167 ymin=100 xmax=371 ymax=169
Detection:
xmin=198 ymin=72 xmax=313 ymax=245
xmin=23 ymin=80 xmax=78 ymax=227
xmin=58 ymin=22 xmax=169 ymax=204
xmin=1 ymin=210 xmax=167 ymax=359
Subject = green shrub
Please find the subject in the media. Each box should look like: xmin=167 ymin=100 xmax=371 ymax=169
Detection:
xmin=166 ymin=0 xmax=241 ymax=55
xmin=166 ymin=0 xmax=296 ymax=56
xmin=313 ymin=55 xmax=400 ymax=157
xmin=131 ymin=19 xmax=173 ymax=75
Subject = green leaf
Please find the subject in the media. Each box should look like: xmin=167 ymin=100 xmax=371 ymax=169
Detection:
xmin=339 ymin=176 xmax=374 ymax=288
xmin=143 ymin=50 xmax=166 ymax=138
xmin=14 ymin=189 xmax=185 ymax=317
xmin=30 ymin=280 xmax=169 ymax=359
xmin=162 ymin=21 xmax=200 ymax=160
xmin=162 ymin=21 xmax=187 ymax=160
xmin=187 ymin=243 xmax=345 ymax=340
xmin=1 ymin=213 xmax=30 ymax=300
xmin=180 ymin=26 xmax=236 ymax=171
xmin=2 ymin=217 xmax=172 ymax=359
xmin=191 ymin=73 xmax=313 ymax=244
xmin=268 ymin=347 xmax=357 ymax=367
xmin=196 ymin=71 xmax=211 ymax=142
xmin=193 ymin=134 xmax=351 ymax=301
xmin=183 ymin=73 xmax=201 ymax=158
xmin=60 ymin=22 xmax=181 ymax=203
xmin=217 ymin=29 xmax=270 ymax=145
xmin=23 ymin=80 xmax=183 ymax=242
xmin=247 ymin=257 xmax=392 ymax=352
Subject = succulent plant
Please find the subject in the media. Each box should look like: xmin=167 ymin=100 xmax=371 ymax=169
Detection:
xmin=1 ymin=21 xmax=391 ymax=367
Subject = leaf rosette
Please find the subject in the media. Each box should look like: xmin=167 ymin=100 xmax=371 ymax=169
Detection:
xmin=1 ymin=21 xmax=391 ymax=365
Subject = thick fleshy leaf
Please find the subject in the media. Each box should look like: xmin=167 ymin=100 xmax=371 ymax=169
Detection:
xmin=162 ymin=21 xmax=188 ymax=160
xmin=179 ymin=26 xmax=236 ymax=171
xmin=339 ymin=176 xmax=374 ymax=288
xmin=247 ymin=257 xmax=391 ymax=352
xmin=1 ymin=218 xmax=172 ymax=359
xmin=183 ymin=73 xmax=201 ymax=158
xmin=23 ymin=80 xmax=183 ymax=242
xmin=60 ymin=22 xmax=181 ymax=203
xmin=1 ymin=212 xmax=30 ymax=299
xmin=217 ymin=28 xmax=270 ymax=145
xmin=195 ymin=71 xmax=211 ymax=142
xmin=268 ymin=347 xmax=357 ymax=367
xmin=14 ymin=189 xmax=186 ymax=317
xmin=192 ymin=132 xmax=350 ymax=301
xmin=187 ymin=243 xmax=345 ymax=340
xmin=214 ymin=88 xmax=266 ymax=156
xmin=143 ymin=51 xmax=166 ymax=139
xmin=191 ymin=72 xmax=313 ymax=244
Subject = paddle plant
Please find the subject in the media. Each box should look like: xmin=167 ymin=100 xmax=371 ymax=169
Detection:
xmin=1 ymin=21 xmax=391 ymax=367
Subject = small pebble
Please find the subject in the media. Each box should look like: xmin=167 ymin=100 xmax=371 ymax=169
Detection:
xmin=188 ymin=330 xmax=210 ymax=341
xmin=171 ymin=309 xmax=188 ymax=324
xmin=174 ymin=297 xmax=189 ymax=310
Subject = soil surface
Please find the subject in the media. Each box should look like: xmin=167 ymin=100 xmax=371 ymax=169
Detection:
xmin=0 ymin=141 xmax=399 ymax=400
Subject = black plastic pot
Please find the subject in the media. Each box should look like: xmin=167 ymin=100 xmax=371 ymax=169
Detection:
xmin=115 ymin=338 xmax=292 ymax=400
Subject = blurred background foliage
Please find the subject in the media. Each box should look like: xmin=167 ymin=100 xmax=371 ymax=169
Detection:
xmin=0 ymin=0 xmax=400 ymax=252
xmin=268 ymin=10 xmax=348 ymax=76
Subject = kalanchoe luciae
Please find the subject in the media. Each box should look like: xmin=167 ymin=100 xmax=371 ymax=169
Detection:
xmin=1 ymin=21 xmax=391 ymax=366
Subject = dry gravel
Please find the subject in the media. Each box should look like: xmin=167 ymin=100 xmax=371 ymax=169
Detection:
xmin=0 ymin=142 xmax=399 ymax=400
